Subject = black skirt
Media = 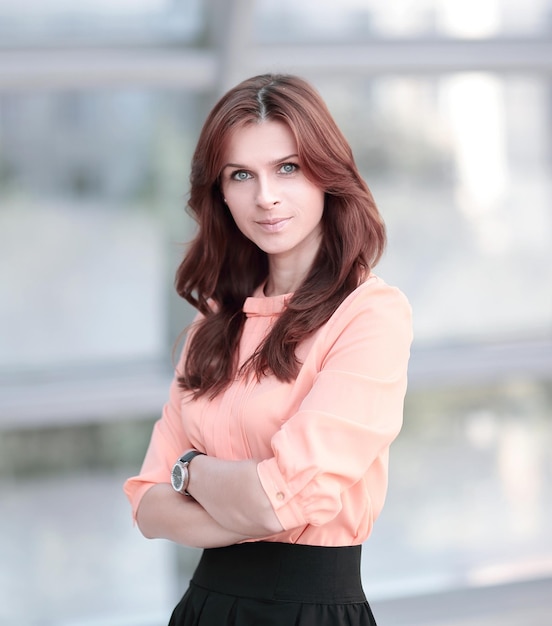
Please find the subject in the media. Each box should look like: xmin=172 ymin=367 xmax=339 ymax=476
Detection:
xmin=168 ymin=541 xmax=377 ymax=626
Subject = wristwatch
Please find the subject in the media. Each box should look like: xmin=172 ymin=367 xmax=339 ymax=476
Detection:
xmin=171 ymin=450 xmax=205 ymax=495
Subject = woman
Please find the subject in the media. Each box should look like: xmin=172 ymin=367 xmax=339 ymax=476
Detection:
xmin=124 ymin=73 xmax=412 ymax=625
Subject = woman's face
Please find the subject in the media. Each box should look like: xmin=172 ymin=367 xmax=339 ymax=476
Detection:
xmin=220 ymin=120 xmax=325 ymax=276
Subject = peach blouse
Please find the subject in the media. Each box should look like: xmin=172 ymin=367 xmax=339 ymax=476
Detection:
xmin=124 ymin=274 xmax=412 ymax=546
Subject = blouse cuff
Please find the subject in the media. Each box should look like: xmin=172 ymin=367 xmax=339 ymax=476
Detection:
xmin=123 ymin=478 xmax=156 ymax=524
xmin=256 ymin=458 xmax=306 ymax=530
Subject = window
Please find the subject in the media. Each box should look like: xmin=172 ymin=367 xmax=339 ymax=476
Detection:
xmin=1 ymin=2 xmax=551 ymax=624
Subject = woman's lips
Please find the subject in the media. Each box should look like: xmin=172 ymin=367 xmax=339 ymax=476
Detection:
xmin=256 ymin=217 xmax=291 ymax=233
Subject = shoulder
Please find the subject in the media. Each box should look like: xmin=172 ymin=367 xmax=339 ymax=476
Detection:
xmin=174 ymin=308 xmax=208 ymax=374
xmin=338 ymin=274 xmax=411 ymax=319
xmin=322 ymin=274 xmax=412 ymax=341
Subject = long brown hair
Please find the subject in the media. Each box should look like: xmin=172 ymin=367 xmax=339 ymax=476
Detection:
xmin=176 ymin=74 xmax=386 ymax=398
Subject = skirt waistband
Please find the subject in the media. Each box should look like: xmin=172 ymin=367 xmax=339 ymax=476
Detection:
xmin=191 ymin=542 xmax=366 ymax=604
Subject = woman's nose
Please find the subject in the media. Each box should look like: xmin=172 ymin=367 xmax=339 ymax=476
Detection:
xmin=255 ymin=176 xmax=281 ymax=209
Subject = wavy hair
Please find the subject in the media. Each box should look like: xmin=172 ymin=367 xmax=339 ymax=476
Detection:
xmin=176 ymin=74 xmax=386 ymax=398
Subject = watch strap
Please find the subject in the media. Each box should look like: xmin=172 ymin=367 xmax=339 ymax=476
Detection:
xmin=179 ymin=449 xmax=205 ymax=465
xmin=179 ymin=449 xmax=205 ymax=496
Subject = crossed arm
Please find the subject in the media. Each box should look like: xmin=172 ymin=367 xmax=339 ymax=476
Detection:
xmin=133 ymin=281 xmax=412 ymax=550
xmin=135 ymin=457 xmax=284 ymax=548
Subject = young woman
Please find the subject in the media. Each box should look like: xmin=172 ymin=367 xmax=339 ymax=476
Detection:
xmin=124 ymin=73 xmax=413 ymax=625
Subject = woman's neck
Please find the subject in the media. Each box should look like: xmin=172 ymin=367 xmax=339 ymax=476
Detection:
xmin=264 ymin=244 xmax=321 ymax=296
xmin=263 ymin=266 xmax=305 ymax=297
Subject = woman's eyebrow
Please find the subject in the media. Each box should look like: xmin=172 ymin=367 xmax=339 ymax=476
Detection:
xmin=222 ymin=153 xmax=299 ymax=171
xmin=269 ymin=153 xmax=299 ymax=165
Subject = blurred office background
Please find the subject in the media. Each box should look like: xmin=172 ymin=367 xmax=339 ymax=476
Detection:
xmin=0 ymin=0 xmax=551 ymax=624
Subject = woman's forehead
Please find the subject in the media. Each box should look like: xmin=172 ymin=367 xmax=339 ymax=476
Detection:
xmin=223 ymin=120 xmax=298 ymax=166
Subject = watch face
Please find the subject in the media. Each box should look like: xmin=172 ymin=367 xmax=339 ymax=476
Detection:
xmin=171 ymin=463 xmax=184 ymax=491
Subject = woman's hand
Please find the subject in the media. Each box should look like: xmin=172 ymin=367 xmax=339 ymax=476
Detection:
xmin=136 ymin=483 xmax=251 ymax=548
xmin=186 ymin=456 xmax=284 ymax=537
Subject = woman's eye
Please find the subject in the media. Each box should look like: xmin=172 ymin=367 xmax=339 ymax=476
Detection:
xmin=280 ymin=163 xmax=297 ymax=174
xmin=232 ymin=170 xmax=251 ymax=181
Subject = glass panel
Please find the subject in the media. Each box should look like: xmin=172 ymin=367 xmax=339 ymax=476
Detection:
xmin=2 ymin=380 xmax=549 ymax=624
xmin=2 ymin=74 xmax=550 ymax=368
xmin=0 ymin=89 xmax=199 ymax=372
xmin=363 ymin=379 xmax=552 ymax=597
xmin=0 ymin=0 xmax=202 ymax=45
xmin=255 ymin=0 xmax=552 ymax=41
xmin=313 ymin=73 xmax=552 ymax=345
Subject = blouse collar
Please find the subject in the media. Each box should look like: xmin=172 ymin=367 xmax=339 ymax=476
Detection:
xmin=243 ymin=283 xmax=293 ymax=317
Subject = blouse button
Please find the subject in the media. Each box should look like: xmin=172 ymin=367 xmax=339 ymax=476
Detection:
xmin=275 ymin=492 xmax=285 ymax=501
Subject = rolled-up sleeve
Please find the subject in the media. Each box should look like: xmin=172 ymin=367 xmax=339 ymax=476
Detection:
xmin=256 ymin=282 xmax=413 ymax=531
xmin=123 ymin=323 xmax=201 ymax=522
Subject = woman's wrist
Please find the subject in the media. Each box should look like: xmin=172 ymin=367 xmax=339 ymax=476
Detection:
xmin=170 ymin=449 xmax=206 ymax=495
